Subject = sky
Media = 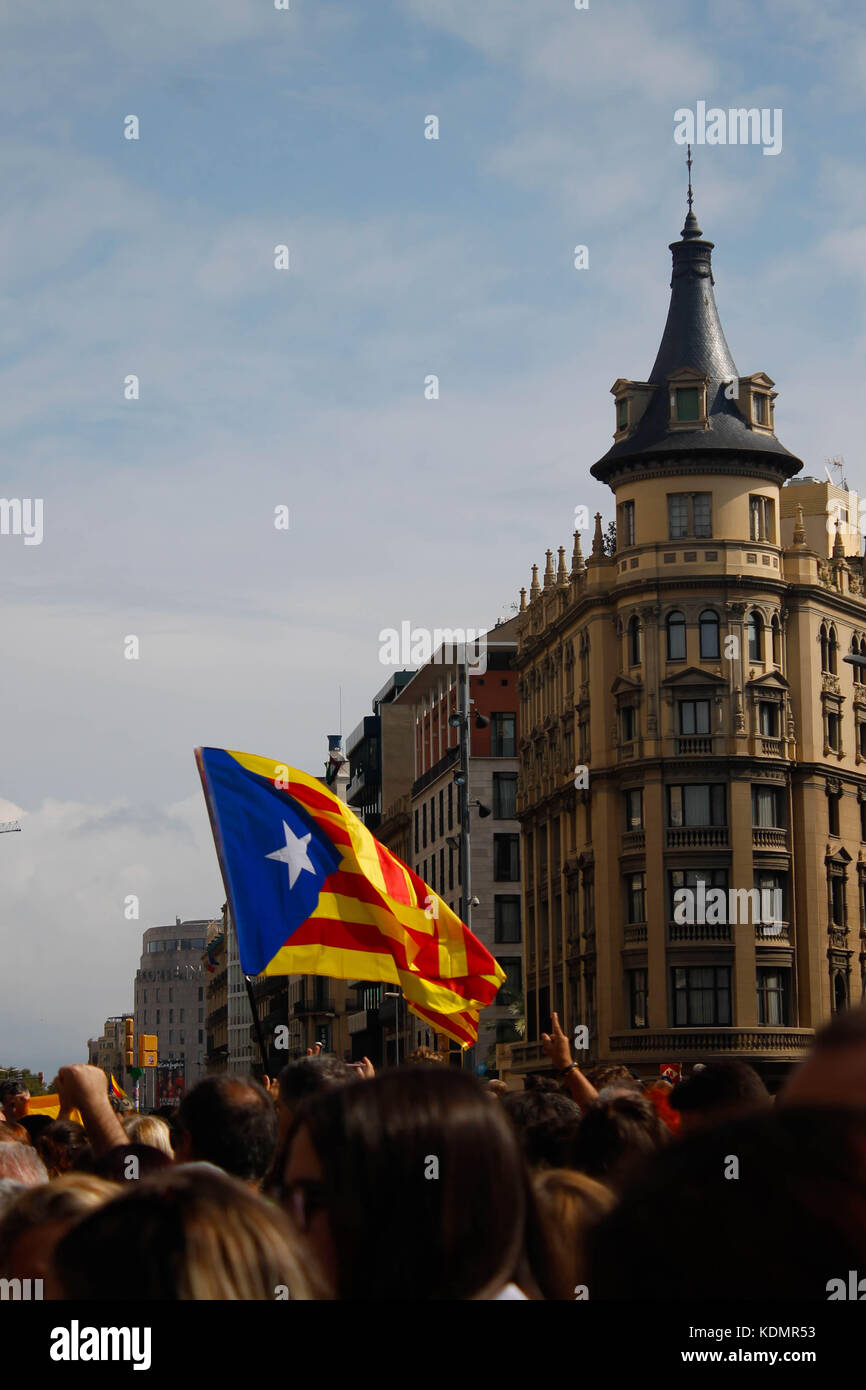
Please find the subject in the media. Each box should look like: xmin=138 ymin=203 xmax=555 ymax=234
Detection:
xmin=3 ymin=0 xmax=866 ymax=1077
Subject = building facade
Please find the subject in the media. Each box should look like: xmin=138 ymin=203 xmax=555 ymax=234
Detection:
xmin=509 ymin=195 xmax=866 ymax=1085
xmin=134 ymin=918 xmax=219 ymax=1103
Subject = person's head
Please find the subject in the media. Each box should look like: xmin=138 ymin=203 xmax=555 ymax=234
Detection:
xmin=0 ymin=1174 xmax=116 ymax=1283
xmin=17 ymin=1115 xmax=53 ymax=1147
xmin=0 ymin=1180 xmax=27 ymax=1220
xmin=585 ymin=1106 xmax=866 ymax=1299
xmin=670 ymin=1060 xmax=770 ymax=1134
xmin=0 ymin=1142 xmax=48 ymax=1188
xmin=486 ymin=1079 xmax=508 ymax=1099
xmin=780 ymin=1005 xmax=866 ymax=1110
xmin=584 ymin=1064 xmax=640 ymax=1092
xmin=121 ymin=1114 xmax=174 ymax=1157
xmin=37 ymin=1120 xmax=91 ymax=1177
xmin=279 ymin=1067 xmax=539 ymax=1299
xmin=572 ymin=1090 xmax=668 ymax=1192
xmin=502 ymin=1089 xmax=582 ymax=1170
xmin=523 ymin=1074 xmax=563 ymax=1093
xmin=0 ymin=1083 xmax=30 ymax=1122
xmin=175 ymin=1077 xmax=277 ymax=1185
xmin=0 ymin=1122 xmax=30 ymax=1145
xmin=532 ymin=1168 xmax=616 ymax=1300
xmin=274 ymin=1056 xmax=359 ymax=1148
xmin=54 ymin=1165 xmax=316 ymax=1300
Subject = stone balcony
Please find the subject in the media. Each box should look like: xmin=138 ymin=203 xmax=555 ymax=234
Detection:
xmin=752 ymin=827 xmax=788 ymax=850
xmin=665 ymin=826 xmax=729 ymax=849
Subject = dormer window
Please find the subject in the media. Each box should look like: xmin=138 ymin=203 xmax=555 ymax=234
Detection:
xmin=675 ymin=387 xmax=700 ymax=422
xmin=617 ymin=399 xmax=629 ymax=430
xmin=610 ymin=378 xmax=655 ymax=441
xmin=737 ymin=373 xmax=777 ymax=434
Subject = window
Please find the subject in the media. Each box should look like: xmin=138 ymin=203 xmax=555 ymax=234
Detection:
xmin=668 ymin=784 xmax=726 ymax=827
xmin=759 ymin=702 xmax=779 ymax=737
xmin=749 ymin=496 xmax=775 ymax=541
xmin=828 ymin=712 xmax=842 ymax=753
xmin=414 ymin=810 xmax=419 ymax=854
xmin=617 ymin=398 xmax=629 ymax=430
xmin=830 ymin=874 xmax=846 ymax=927
xmin=675 ymin=386 xmax=700 ymax=421
xmin=669 ymin=867 xmax=728 ymax=919
xmin=422 ymin=803 xmax=427 ymax=849
xmin=448 ymin=783 xmax=453 ymax=830
xmin=757 ymin=968 xmax=789 ymax=1025
xmin=620 ymin=500 xmax=635 ymax=546
xmin=755 ymin=870 xmax=786 ymax=924
xmin=829 ymin=791 xmax=840 ymax=837
xmin=672 ymin=966 xmax=731 ymax=1026
xmin=169 ymin=1009 xmax=174 ymax=1024
xmin=752 ymin=786 xmax=784 ymax=827
xmin=429 ymin=856 xmax=436 ymax=891
xmin=821 ymin=624 xmax=838 ymax=675
xmin=198 ymin=1030 xmax=203 ymax=1044
xmin=678 ymin=700 xmax=710 ymax=735
xmin=430 ymin=796 xmax=435 ymax=842
xmin=198 ymin=987 xmax=203 ymax=1001
xmin=668 ymin=495 xmax=689 ymax=539
xmin=699 ymin=610 xmax=720 ymax=660
xmin=861 ymin=800 xmax=866 ymax=842
xmin=625 ymin=788 xmax=643 ymax=829
xmin=628 ymin=969 xmax=648 ymax=1029
xmin=666 ymin=611 xmax=686 ymax=661
xmin=495 ymin=896 xmax=522 ymax=943
xmin=493 ymin=772 xmax=518 ymax=819
xmin=747 ymin=611 xmax=764 ymax=662
xmin=626 ymin=872 xmax=646 ymax=924
xmin=494 ymin=834 xmax=520 ymax=881
xmin=501 ymin=958 xmax=523 ymax=997
xmin=490 ymin=713 xmax=517 ymax=757
xmin=753 ymin=393 xmax=770 ymax=426
xmin=668 ymin=492 xmax=711 ymax=539
xmin=620 ymin=706 xmax=636 ymax=742
xmin=771 ymin=618 xmax=781 ymax=665
xmin=628 ymin=615 xmax=641 ymax=665
xmin=179 ymin=1009 xmax=184 ymax=1023
xmin=448 ymin=847 xmax=454 ymax=890
xmin=439 ymin=790 xmax=444 ymax=837
xmin=168 ymin=989 xmax=174 ymax=1003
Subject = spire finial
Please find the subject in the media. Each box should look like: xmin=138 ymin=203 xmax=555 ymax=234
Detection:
xmin=687 ymin=143 xmax=693 ymax=213
xmin=680 ymin=145 xmax=702 ymax=240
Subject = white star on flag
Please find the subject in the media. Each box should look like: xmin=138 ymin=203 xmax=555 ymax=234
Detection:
xmin=265 ymin=820 xmax=316 ymax=889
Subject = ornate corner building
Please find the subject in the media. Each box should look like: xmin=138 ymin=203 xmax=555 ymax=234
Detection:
xmin=509 ymin=195 xmax=866 ymax=1084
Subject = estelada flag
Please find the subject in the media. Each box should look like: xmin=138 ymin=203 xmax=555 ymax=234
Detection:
xmin=195 ymin=748 xmax=504 ymax=1045
xmin=109 ymin=1075 xmax=128 ymax=1101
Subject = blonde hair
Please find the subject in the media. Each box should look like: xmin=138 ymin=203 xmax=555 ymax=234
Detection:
xmin=0 ymin=1173 xmax=116 ymax=1273
xmin=121 ymin=1114 xmax=174 ymax=1156
xmin=532 ymin=1167 xmax=616 ymax=1300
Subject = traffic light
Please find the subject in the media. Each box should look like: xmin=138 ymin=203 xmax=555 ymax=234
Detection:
xmin=138 ymin=1034 xmax=158 ymax=1068
xmin=124 ymin=1017 xmax=134 ymax=1068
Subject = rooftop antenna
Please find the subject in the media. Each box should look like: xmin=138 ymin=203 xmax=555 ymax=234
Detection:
xmin=686 ymin=143 xmax=693 ymax=213
xmin=825 ymin=457 xmax=848 ymax=490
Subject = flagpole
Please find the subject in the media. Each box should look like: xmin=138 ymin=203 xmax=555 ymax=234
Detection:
xmin=244 ymin=975 xmax=269 ymax=1076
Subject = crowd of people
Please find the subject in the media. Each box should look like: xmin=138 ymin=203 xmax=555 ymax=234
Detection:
xmin=1 ymin=1006 xmax=865 ymax=1300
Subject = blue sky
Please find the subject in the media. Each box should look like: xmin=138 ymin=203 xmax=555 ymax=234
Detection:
xmin=3 ymin=0 xmax=866 ymax=1075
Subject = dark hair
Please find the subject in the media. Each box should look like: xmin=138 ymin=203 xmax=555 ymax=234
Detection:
xmin=523 ymin=1075 xmax=562 ymax=1093
xmin=572 ymin=1091 xmax=668 ymax=1191
xmin=502 ymin=1089 xmax=582 ymax=1170
xmin=277 ymin=1055 xmax=357 ymax=1108
xmin=36 ymin=1120 xmax=91 ymax=1176
xmin=584 ymin=1064 xmax=640 ymax=1091
xmin=585 ymin=1108 xmax=866 ymax=1299
xmin=670 ymin=1060 xmax=769 ymax=1117
xmin=17 ymin=1115 xmax=52 ymax=1146
xmin=176 ymin=1077 xmax=277 ymax=1183
xmin=811 ymin=1003 xmax=866 ymax=1051
xmin=0 ymin=1081 xmax=28 ymax=1105
xmin=281 ymin=1067 xmax=541 ymax=1299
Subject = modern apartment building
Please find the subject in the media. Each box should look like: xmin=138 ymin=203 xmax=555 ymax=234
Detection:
xmin=508 ymin=193 xmax=866 ymax=1085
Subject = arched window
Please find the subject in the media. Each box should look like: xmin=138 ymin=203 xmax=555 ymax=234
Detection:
xmin=834 ymin=971 xmax=848 ymax=1014
xmin=852 ymin=637 xmax=861 ymax=685
xmin=747 ymin=610 xmax=764 ymax=663
xmin=771 ymin=616 xmax=781 ymax=666
xmin=699 ymin=609 xmax=720 ymax=660
xmin=829 ymin=625 xmax=838 ymax=675
xmin=579 ymin=632 xmax=590 ymax=684
xmin=666 ymin=611 xmax=686 ymax=662
xmin=628 ymin=615 xmax=641 ymax=666
xmin=820 ymin=623 xmax=829 ymax=673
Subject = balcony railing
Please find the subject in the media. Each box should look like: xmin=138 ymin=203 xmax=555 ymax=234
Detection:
xmin=621 ymin=829 xmax=646 ymax=852
xmin=665 ymin=826 xmax=729 ymax=849
xmin=624 ymin=923 xmax=647 ymax=943
xmin=760 ymin=738 xmax=783 ymax=757
xmin=294 ymin=998 xmax=336 ymax=1017
xmin=668 ymin=921 xmax=731 ymax=943
xmin=752 ymin=827 xmax=787 ymax=850
xmin=608 ymin=1028 xmax=814 ymax=1056
xmin=675 ymin=735 xmax=713 ymax=755
xmin=755 ymin=920 xmax=791 ymax=944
